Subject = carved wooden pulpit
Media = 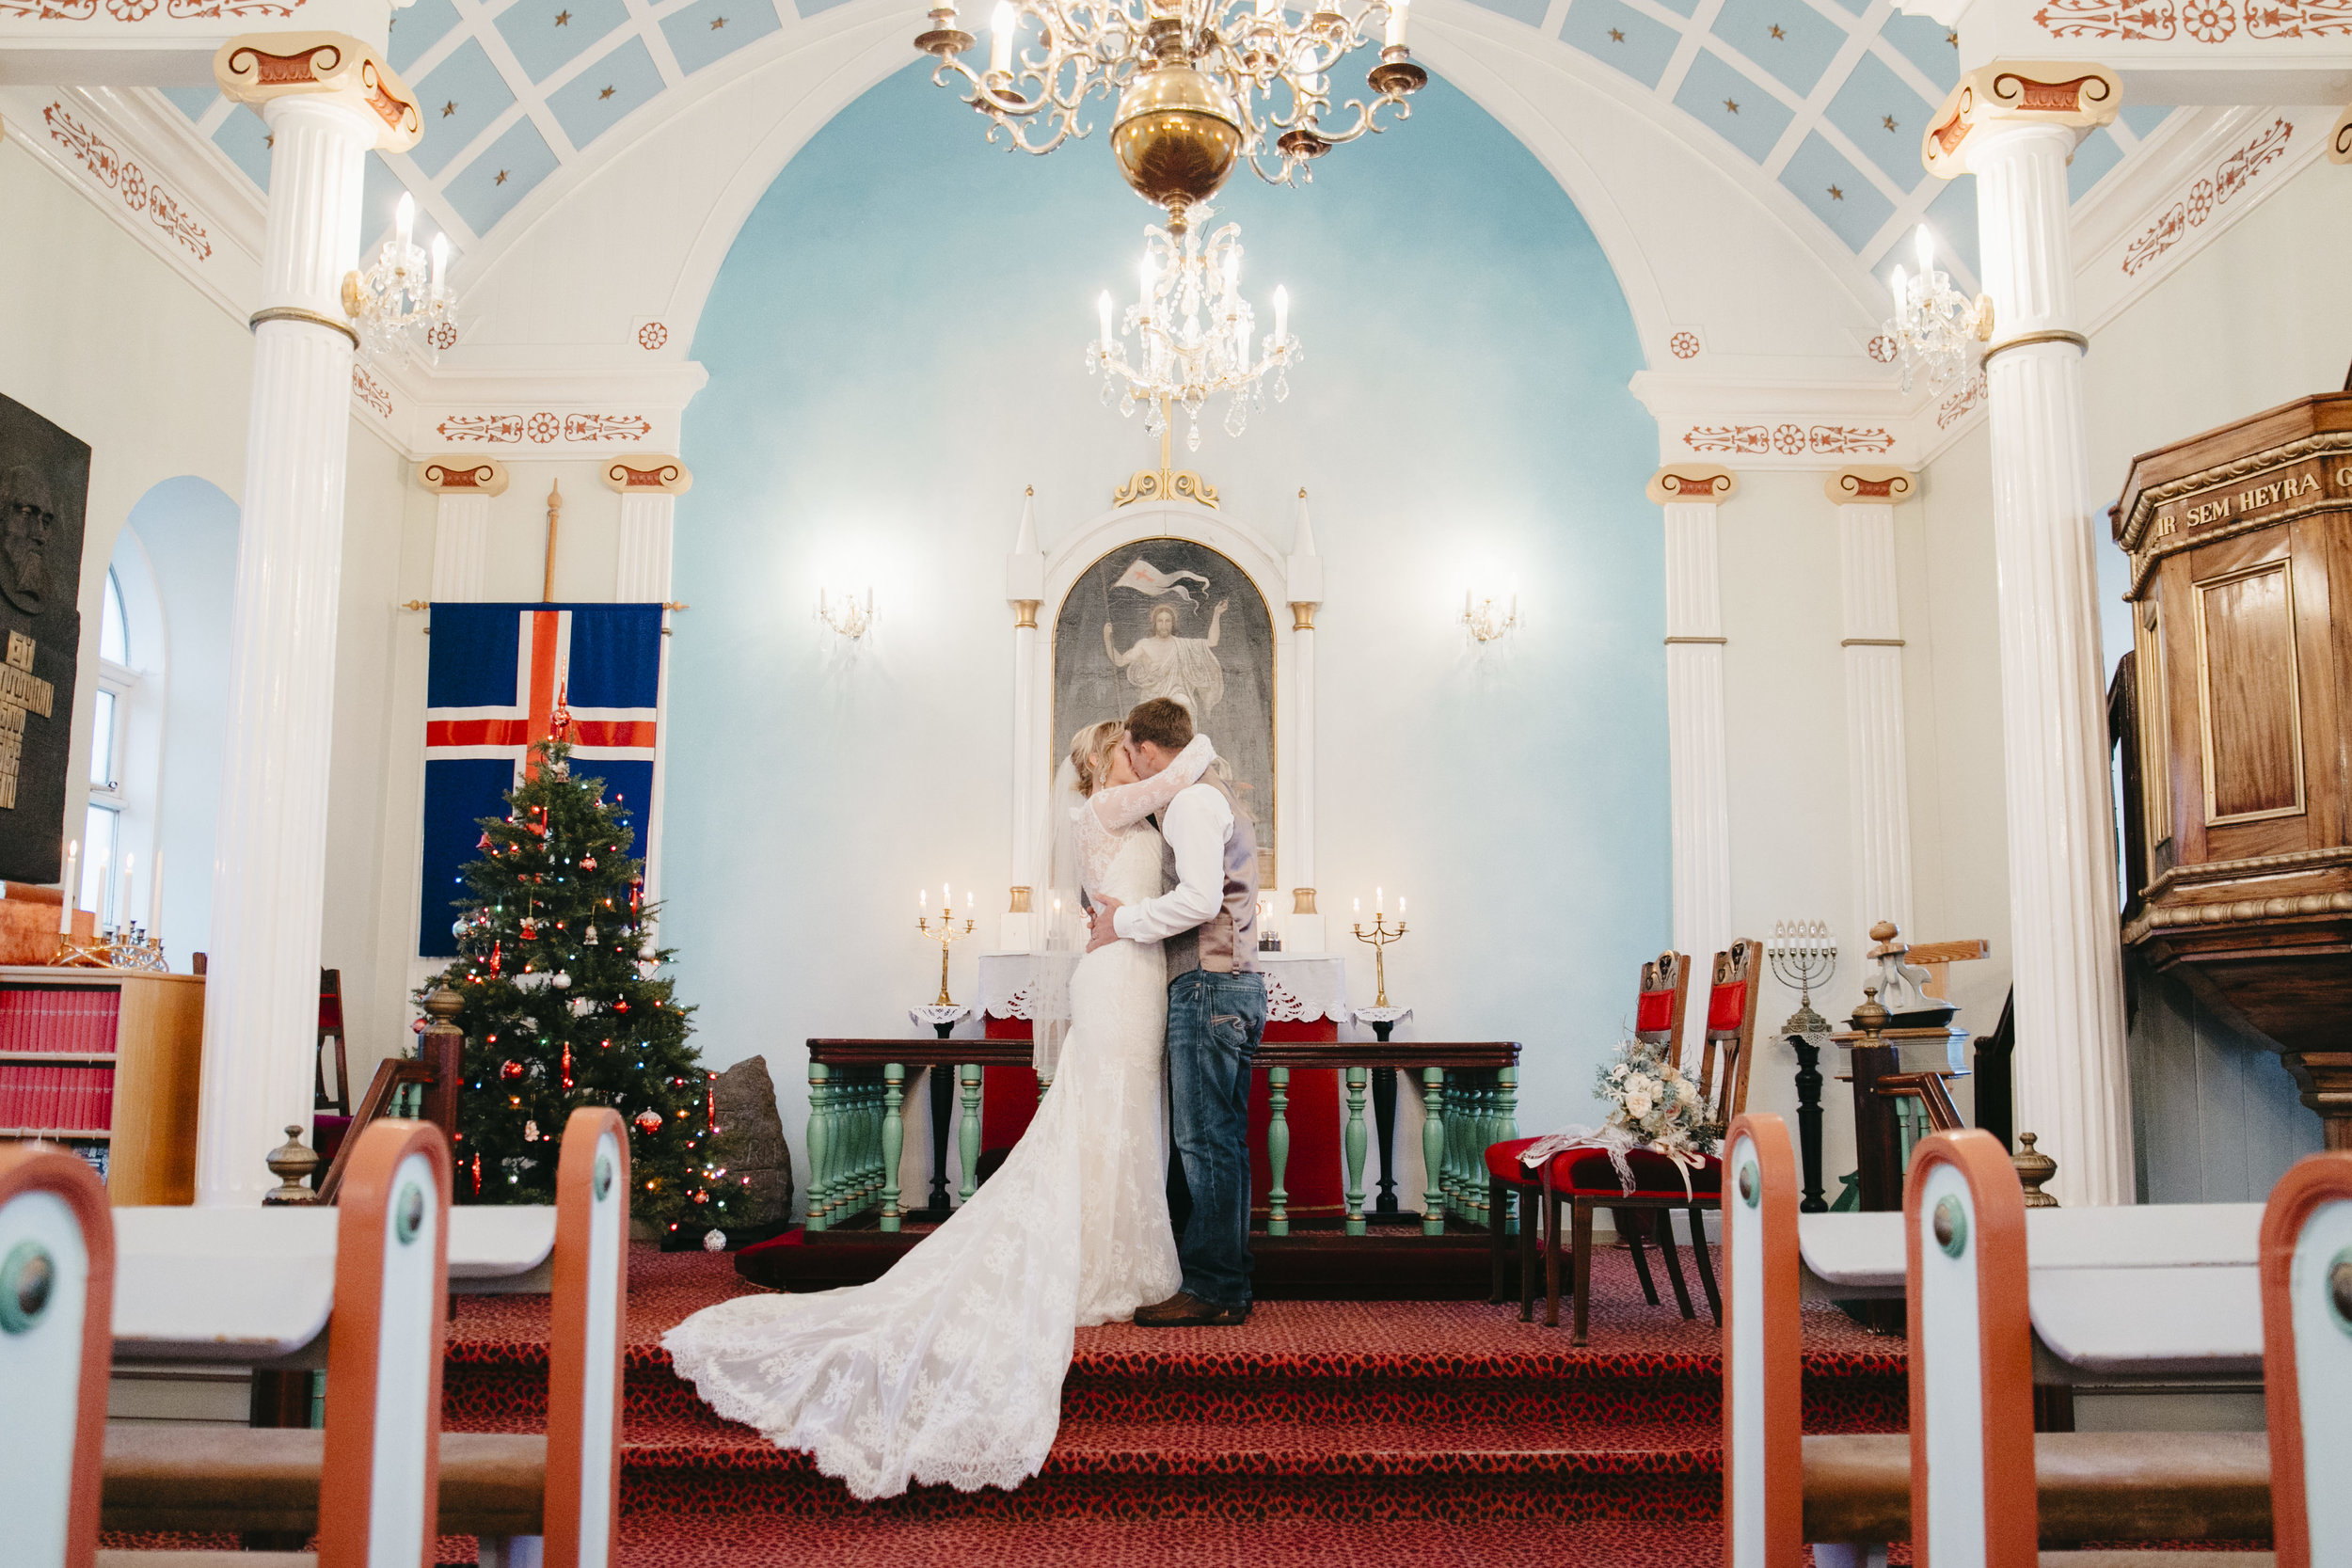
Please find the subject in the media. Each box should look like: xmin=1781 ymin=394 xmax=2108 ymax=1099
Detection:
xmin=2114 ymin=393 xmax=2352 ymax=1150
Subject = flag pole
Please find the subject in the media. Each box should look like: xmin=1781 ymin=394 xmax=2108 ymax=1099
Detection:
xmin=542 ymin=481 xmax=563 ymax=602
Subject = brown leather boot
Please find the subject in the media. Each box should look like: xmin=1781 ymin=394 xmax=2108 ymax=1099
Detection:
xmin=1133 ymin=1291 xmax=1250 ymax=1326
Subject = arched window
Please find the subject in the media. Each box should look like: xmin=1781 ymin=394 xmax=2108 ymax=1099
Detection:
xmin=81 ymin=569 xmax=137 ymax=927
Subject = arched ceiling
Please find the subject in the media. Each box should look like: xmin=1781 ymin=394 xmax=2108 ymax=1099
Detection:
xmin=152 ymin=0 xmax=2176 ymax=290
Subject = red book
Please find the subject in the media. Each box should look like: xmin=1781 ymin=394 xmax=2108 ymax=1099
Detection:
xmin=1 ymin=1064 xmax=18 ymax=1124
xmin=74 ymin=1067 xmax=91 ymax=1132
xmin=96 ymin=1068 xmax=114 ymax=1134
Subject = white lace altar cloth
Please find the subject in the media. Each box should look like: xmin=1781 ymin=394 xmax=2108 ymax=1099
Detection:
xmin=978 ymin=950 xmax=1348 ymax=1025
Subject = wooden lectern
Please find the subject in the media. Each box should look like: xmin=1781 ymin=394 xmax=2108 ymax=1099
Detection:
xmin=2113 ymin=392 xmax=2352 ymax=1149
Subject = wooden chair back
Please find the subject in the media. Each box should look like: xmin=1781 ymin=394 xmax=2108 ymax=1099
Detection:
xmin=317 ymin=987 xmax=464 ymax=1205
xmin=0 ymin=1145 xmax=112 ymax=1568
xmin=547 ymin=1106 xmax=630 ymax=1568
xmin=320 ymin=1118 xmax=453 ymax=1568
xmin=1721 ymin=1112 xmax=1802 ymax=1568
xmin=1696 ymin=939 xmax=1763 ymax=1126
xmin=316 ymin=967 xmax=351 ymax=1116
xmin=1636 ymin=950 xmax=1692 ymax=1066
xmin=2260 ymin=1149 xmax=2352 ymax=1568
xmin=1904 ymin=1129 xmax=2036 ymax=1568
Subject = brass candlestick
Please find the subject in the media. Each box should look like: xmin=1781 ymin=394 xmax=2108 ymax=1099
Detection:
xmin=918 ymin=911 xmax=977 ymax=1006
xmin=1351 ymin=911 xmax=1407 ymax=1008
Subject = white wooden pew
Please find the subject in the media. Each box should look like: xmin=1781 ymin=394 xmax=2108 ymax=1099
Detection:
xmin=99 ymin=1107 xmax=628 ymax=1568
xmin=1 ymin=1143 xmax=117 ymax=1568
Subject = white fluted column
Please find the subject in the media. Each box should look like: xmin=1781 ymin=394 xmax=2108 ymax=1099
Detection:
xmin=1928 ymin=64 xmax=2131 ymax=1205
xmin=1650 ymin=467 xmax=1736 ymax=967
xmin=601 ymin=456 xmax=690 ymax=601
xmin=421 ymin=459 xmax=507 ymax=601
xmin=1286 ymin=489 xmax=1324 ymax=951
xmin=1830 ymin=467 xmax=1917 ymax=939
xmin=197 ymin=38 xmax=422 ymax=1205
xmin=1005 ymin=489 xmax=1043 ymax=950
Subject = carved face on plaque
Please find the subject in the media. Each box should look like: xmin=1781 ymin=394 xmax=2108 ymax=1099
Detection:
xmin=0 ymin=467 xmax=54 ymax=616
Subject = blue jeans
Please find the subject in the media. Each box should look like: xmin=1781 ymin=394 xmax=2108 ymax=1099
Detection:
xmin=1165 ymin=968 xmax=1267 ymax=1307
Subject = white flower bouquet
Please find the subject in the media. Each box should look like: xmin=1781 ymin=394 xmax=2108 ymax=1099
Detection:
xmin=1518 ymin=1037 xmax=1721 ymax=1196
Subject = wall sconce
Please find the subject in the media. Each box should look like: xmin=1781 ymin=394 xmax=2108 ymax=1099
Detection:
xmin=342 ymin=193 xmax=456 ymax=363
xmin=1462 ymin=590 xmax=1518 ymax=643
xmin=818 ymin=586 xmax=875 ymax=640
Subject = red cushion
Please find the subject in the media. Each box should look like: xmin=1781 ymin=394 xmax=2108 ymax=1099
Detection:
xmin=1485 ymin=1136 xmax=1542 ymax=1184
xmin=1706 ymin=980 xmax=1749 ymax=1034
xmin=1552 ymin=1148 xmax=1723 ymax=1197
xmin=1634 ymin=987 xmax=1677 ymax=1035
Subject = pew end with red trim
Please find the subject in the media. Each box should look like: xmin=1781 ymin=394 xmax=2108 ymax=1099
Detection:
xmin=1 ymin=1143 xmax=115 ymax=1568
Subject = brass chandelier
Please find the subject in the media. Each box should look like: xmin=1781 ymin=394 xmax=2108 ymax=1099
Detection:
xmin=914 ymin=0 xmax=1426 ymax=230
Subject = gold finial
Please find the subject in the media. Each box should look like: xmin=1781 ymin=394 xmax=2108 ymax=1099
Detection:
xmin=1025 ymin=484 xmax=1034 ymax=496
xmin=1298 ymin=487 xmax=1307 ymax=499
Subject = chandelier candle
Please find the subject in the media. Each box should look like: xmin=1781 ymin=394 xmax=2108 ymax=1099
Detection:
xmin=1093 ymin=209 xmax=1297 ymax=450
xmin=1883 ymin=225 xmax=1991 ymax=395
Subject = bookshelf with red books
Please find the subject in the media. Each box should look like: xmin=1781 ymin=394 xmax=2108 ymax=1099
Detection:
xmin=0 ymin=967 xmax=205 ymax=1204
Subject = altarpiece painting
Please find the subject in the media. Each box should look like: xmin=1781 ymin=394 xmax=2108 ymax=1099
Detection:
xmin=1052 ymin=538 xmax=1276 ymax=863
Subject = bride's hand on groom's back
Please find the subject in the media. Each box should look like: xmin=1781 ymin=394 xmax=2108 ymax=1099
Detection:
xmin=1087 ymin=896 xmax=1122 ymax=953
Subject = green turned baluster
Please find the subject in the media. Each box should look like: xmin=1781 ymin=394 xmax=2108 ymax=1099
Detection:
xmin=880 ymin=1062 xmax=905 ymax=1233
xmin=805 ymin=1062 xmax=832 ymax=1232
xmin=844 ymin=1074 xmax=866 ymax=1220
xmin=1343 ymin=1065 xmax=1369 ymax=1237
xmin=959 ymin=1063 xmax=983 ymax=1203
xmin=1462 ymin=1077 xmax=1486 ymax=1229
xmin=1496 ymin=1064 xmax=1519 ymax=1237
xmin=1266 ymin=1065 xmax=1292 ymax=1237
xmin=862 ymin=1073 xmax=884 ymax=1213
xmin=1422 ymin=1067 xmax=1447 ymax=1237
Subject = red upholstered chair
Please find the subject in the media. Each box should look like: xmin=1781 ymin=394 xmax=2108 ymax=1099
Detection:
xmin=1517 ymin=939 xmax=1761 ymax=1343
xmin=1486 ymin=950 xmax=1691 ymax=1319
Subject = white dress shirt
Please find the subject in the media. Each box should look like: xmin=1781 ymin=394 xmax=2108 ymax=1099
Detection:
xmin=1113 ymin=780 xmax=1234 ymax=943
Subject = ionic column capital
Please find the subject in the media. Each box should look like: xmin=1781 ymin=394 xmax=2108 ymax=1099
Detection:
xmin=418 ymin=457 xmax=510 ymax=497
xmin=1923 ymin=60 xmax=2120 ymax=179
xmin=214 ymin=33 xmax=422 ymax=153
xmin=1646 ymin=465 xmax=1737 ymax=506
xmin=599 ymin=456 xmax=691 ymax=495
xmin=1825 ymin=466 xmax=1917 ymax=505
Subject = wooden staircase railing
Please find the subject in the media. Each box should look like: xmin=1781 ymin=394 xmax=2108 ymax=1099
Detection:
xmin=315 ymin=984 xmax=464 ymax=1205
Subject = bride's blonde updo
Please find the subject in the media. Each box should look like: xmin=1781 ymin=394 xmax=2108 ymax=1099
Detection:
xmin=1068 ymin=720 xmax=1125 ymax=796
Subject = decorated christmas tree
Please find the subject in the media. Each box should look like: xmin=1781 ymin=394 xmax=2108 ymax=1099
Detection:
xmin=423 ymin=735 xmax=737 ymax=1242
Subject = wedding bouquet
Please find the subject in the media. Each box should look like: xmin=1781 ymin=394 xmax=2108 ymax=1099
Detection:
xmin=1518 ymin=1037 xmax=1721 ymax=1196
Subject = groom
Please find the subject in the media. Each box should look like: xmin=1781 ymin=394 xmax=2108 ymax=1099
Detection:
xmin=1086 ymin=696 xmax=1267 ymax=1326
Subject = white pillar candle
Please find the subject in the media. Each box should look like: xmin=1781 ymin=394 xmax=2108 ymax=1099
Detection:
xmin=990 ymin=3 xmax=1014 ymax=73
xmin=59 ymin=840 xmax=76 ymax=934
xmin=1385 ymin=0 xmax=1408 ymax=50
xmin=1273 ymin=284 xmax=1289 ymax=343
xmin=119 ymin=851 xmax=134 ymax=932
xmin=149 ymin=849 xmax=164 ymax=938
xmin=1097 ymin=290 xmax=1115 ymax=348
xmin=394 ymin=190 xmax=414 ymax=254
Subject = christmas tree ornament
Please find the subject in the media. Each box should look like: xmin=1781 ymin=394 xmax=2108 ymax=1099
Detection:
xmin=453 ymin=917 xmax=469 ymax=938
xmin=571 ymin=997 xmax=595 ymax=1018
xmin=703 ymin=1228 xmax=726 ymax=1252
xmin=523 ymin=1119 xmax=540 ymax=1142
xmin=499 ymin=1060 xmax=524 ymax=1081
xmin=581 ymin=856 xmax=597 ymax=870
xmin=552 ymin=971 xmax=571 ymax=989
xmin=584 ymin=925 xmax=598 ymax=943
xmin=633 ymin=1109 xmax=663 ymax=1134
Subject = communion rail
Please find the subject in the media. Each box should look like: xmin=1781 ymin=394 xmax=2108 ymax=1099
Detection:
xmin=801 ymin=1037 xmax=1520 ymax=1237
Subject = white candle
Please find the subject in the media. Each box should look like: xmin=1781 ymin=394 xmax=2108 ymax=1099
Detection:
xmin=1138 ymin=255 xmax=1154 ymax=322
xmin=920 ymin=888 xmax=927 ymax=911
xmin=149 ymin=849 xmax=163 ymax=938
xmin=1234 ymin=318 xmax=1251 ymax=368
xmin=1889 ymin=263 xmax=1906 ymax=310
xmin=1399 ymin=895 xmax=1406 ymax=917
xmin=1353 ymin=897 xmax=1360 ymax=914
xmin=990 ymin=2 xmax=1014 ymax=73
xmin=1376 ymin=885 xmax=1384 ymax=913
xmin=1097 ymin=290 xmax=1114 ymax=348
xmin=966 ymin=890 xmax=974 ymax=913
xmin=1273 ymin=284 xmax=1289 ymax=343
xmin=1914 ymin=223 xmax=1933 ymax=276
xmin=1385 ymin=0 xmax=1408 ymax=49
xmin=431 ymin=232 xmax=450 ymax=293
xmin=119 ymin=851 xmax=133 ymax=932
xmin=59 ymin=839 xmax=76 ymax=934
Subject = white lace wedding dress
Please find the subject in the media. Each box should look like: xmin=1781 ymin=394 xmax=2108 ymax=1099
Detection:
xmin=662 ymin=736 xmax=1216 ymax=1499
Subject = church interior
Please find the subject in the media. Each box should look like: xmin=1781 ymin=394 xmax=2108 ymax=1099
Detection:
xmin=6 ymin=0 xmax=2352 ymax=1561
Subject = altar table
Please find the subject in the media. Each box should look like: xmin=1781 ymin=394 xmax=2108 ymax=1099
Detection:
xmin=977 ymin=951 xmax=1353 ymax=1219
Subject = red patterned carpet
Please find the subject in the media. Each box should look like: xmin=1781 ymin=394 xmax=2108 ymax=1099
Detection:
xmin=424 ymin=1243 xmax=1908 ymax=1563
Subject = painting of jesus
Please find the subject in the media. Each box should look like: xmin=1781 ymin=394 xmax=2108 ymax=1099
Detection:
xmin=1054 ymin=538 xmax=1275 ymax=859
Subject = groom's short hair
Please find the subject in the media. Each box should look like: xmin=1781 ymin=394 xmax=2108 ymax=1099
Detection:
xmin=1125 ymin=698 xmax=1194 ymax=752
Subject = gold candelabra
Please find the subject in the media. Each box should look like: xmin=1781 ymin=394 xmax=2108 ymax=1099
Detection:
xmin=1351 ymin=911 xmax=1407 ymax=1008
xmin=918 ymin=911 xmax=977 ymax=1006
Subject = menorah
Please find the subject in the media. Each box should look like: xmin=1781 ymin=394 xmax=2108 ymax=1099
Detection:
xmin=917 ymin=910 xmax=977 ymax=1006
xmin=1766 ymin=919 xmax=1836 ymax=1037
xmin=58 ymin=924 xmax=168 ymax=972
xmin=1351 ymin=911 xmax=1407 ymax=1009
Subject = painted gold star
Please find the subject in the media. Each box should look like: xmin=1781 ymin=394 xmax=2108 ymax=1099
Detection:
xmin=1724 ymin=98 xmax=1740 ymax=113
xmin=264 ymin=134 xmax=274 ymax=147
xmin=496 ymin=168 xmax=510 ymax=184
xmin=554 ymin=8 xmax=570 ymax=20
xmin=1883 ymin=113 xmax=1898 ymax=131
xmin=709 ymin=13 xmax=725 ymax=24
xmin=1608 ymin=25 xmax=1623 ymax=39
xmin=442 ymin=99 xmax=458 ymax=117
xmin=1827 ymin=183 xmax=1844 ymax=199
xmin=1945 ymin=29 xmax=1958 ymax=44
xmin=598 ymin=84 xmax=615 ymax=98
xmin=1769 ymin=23 xmax=1785 ymax=38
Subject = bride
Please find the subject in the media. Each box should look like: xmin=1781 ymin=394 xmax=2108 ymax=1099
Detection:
xmin=662 ymin=721 xmax=1219 ymax=1499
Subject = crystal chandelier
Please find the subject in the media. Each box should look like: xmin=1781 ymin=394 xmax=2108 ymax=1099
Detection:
xmin=1882 ymin=225 xmax=1991 ymax=395
xmin=341 ymin=193 xmax=456 ymax=362
xmin=915 ymin=0 xmax=1425 ymax=229
xmin=1089 ymin=209 xmax=1297 ymax=451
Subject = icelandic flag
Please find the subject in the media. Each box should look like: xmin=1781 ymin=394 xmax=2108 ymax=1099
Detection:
xmin=420 ymin=603 xmax=665 ymax=958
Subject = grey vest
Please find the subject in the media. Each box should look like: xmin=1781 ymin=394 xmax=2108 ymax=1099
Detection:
xmin=1161 ymin=771 xmax=1260 ymax=977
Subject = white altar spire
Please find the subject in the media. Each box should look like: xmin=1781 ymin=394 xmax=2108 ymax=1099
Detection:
xmin=1285 ymin=487 xmax=1324 ymax=950
xmin=1005 ymin=487 xmax=1046 ymax=950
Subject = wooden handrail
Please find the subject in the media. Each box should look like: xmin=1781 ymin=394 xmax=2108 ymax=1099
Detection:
xmin=1874 ymin=1070 xmax=1964 ymax=1132
xmin=315 ymin=986 xmax=466 ymax=1204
